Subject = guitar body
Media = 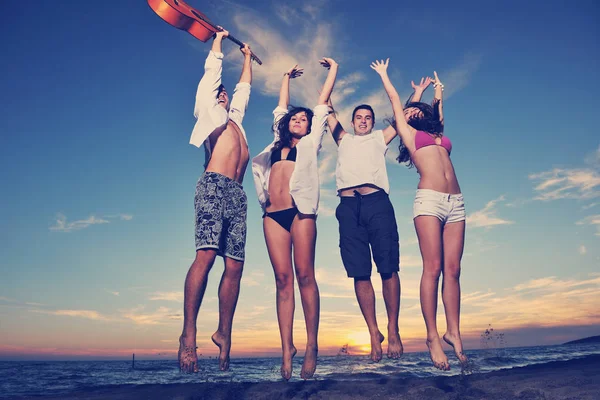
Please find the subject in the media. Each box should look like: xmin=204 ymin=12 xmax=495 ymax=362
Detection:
xmin=147 ymin=0 xmax=215 ymax=42
xmin=147 ymin=0 xmax=263 ymax=64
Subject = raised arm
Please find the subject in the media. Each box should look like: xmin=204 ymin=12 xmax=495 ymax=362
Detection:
xmin=432 ymin=71 xmax=444 ymax=126
xmin=325 ymin=95 xmax=347 ymax=146
xmin=317 ymin=58 xmax=338 ymax=105
xmin=211 ymin=28 xmax=228 ymax=54
xmin=410 ymin=77 xmax=432 ymax=103
xmin=370 ymin=59 xmax=415 ymax=150
xmin=193 ymin=29 xmax=229 ymax=118
xmin=278 ymin=65 xmax=303 ymax=109
xmin=238 ymin=44 xmax=253 ymax=85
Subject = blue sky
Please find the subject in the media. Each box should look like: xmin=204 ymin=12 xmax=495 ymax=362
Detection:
xmin=1 ymin=0 xmax=599 ymax=360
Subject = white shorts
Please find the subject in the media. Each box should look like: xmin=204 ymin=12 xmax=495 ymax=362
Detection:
xmin=413 ymin=189 xmax=466 ymax=224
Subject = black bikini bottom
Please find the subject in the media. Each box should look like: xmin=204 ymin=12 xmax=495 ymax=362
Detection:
xmin=263 ymin=207 xmax=299 ymax=232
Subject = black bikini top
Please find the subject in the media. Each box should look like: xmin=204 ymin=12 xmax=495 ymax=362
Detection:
xmin=271 ymin=146 xmax=297 ymax=166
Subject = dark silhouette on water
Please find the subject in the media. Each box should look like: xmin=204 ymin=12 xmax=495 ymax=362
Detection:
xmin=563 ymin=335 xmax=600 ymax=345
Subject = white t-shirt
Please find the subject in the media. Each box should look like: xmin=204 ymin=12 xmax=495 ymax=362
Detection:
xmin=335 ymin=130 xmax=390 ymax=194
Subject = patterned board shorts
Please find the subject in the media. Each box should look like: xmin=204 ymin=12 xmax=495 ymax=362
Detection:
xmin=194 ymin=172 xmax=247 ymax=261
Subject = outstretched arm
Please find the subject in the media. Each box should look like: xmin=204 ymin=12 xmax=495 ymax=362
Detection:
xmin=317 ymin=58 xmax=338 ymax=105
xmin=370 ymin=59 xmax=415 ymax=150
xmin=238 ymin=44 xmax=252 ymax=85
xmin=326 ymin=97 xmax=346 ymax=146
xmin=278 ymin=65 xmax=303 ymax=109
xmin=432 ymin=71 xmax=444 ymax=125
xmin=411 ymin=77 xmax=432 ymax=103
xmin=211 ymin=28 xmax=228 ymax=54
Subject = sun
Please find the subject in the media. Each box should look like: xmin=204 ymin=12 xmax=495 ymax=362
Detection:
xmin=346 ymin=331 xmax=372 ymax=354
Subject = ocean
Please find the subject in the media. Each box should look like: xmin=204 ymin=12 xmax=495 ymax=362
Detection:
xmin=1 ymin=342 xmax=599 ymax=398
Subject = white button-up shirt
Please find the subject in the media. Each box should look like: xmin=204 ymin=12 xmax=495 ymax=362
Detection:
xmin=336 ymin=130 xmax=390 ymax=194
xmin=252 ymin=105 xmax=329 ymax=215
xmin=189 ymin=51 xmax=251 ymax=164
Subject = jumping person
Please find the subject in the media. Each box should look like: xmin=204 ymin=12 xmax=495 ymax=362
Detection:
xmin=252 ymin=58 xmax=338 ymax=380
xmin=371 ymin=58 xmax=468 ymax=371
xmin=326 ymin=74 xmax=404 ymax=364
xmin=178 ymin=28 xmax=253 ymax=373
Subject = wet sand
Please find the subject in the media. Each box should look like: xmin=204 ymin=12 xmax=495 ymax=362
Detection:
xmin=10 ymin=354 xmax=600 ymax=400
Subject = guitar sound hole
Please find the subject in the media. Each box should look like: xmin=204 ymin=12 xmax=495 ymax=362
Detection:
xmin=191 ymin=10 xmax=203 ymax=20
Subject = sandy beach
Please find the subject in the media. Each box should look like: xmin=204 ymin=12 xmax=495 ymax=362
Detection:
xmin=8 ymin=353 xmax=598 ymax=400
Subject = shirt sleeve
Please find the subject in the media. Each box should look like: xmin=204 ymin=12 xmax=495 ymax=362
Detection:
xmin=228 ymin=82 xmax=251 ymax=129
xmin=308 ymin=104 xmax=329 ymax=153
xmin=193 ymin=51 xmax=223 ymax=119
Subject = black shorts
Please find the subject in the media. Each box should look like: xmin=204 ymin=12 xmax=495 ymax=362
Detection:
xmin=335 ymin=190 xmax=400 ymax=278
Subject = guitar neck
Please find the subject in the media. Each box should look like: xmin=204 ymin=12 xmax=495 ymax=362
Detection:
xmin=225 ymin=35 xmax=262 ymax=65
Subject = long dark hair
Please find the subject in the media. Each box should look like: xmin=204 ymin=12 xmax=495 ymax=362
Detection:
xmin=395 ymin=100 xmax=443 ymax=167
xmin=273 ymin=106 xmax=314 ymax=150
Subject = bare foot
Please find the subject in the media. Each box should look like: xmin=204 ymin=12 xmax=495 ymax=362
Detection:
xmin=211 ymin=331 xmax=231 ymax=371
xmin=443 ymin=332 xmax=468 ymax=365
xmin=281 ymin=345 xmax=297 ymax=381
xmin=387 ymin=331 xmax=404 ymax=359
xmin=300 ymin=344 xmax=318 ymax=380
xmin=178 ymin=335 xmax=199 ymax=373
xmin=426 ymin=337 xmax=450 ymax=371
xmin=370 ymin=331 xmax=385 ymax=362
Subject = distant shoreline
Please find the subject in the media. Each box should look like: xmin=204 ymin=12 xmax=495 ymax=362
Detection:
xmin=562 ymin=335 xmax=600 ymax=345
xmin=6 ymin=354 xmax=600 ymax=400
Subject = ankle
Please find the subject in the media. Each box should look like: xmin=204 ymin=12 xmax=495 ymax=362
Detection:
xmin=426 ymin=333 xmax=441 ymax=343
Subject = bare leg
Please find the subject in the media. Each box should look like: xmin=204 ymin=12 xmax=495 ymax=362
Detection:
xmin=264 ymin=217 xmax=296 ymax=380
xmin=415 ymin=216 xmax=449 ymax=371
xmin=441 ymin=221 xmax=468 ymax=365
xmin=179 ymin=249 xmax=218 ymax=373
xmin=381 ymin=272 xmax=403 ymax=359
xmin=354 ymin=277 xmax=384 ymax=362
xmin=291 ymin=215 xmax=320 ymax=379
xmin=210 ymin=256 xmax=244 ymax=371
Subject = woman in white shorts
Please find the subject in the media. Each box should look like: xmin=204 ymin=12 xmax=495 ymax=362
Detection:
xmin=371 ymin=60 xmax=467 ymax=371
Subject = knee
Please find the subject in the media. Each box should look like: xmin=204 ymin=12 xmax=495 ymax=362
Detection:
xmin=422 ymin=260 xmax=442 ymax=279
xmin=275 ymin=273 xmax=294 ymax=291
xmin=444 ymin=263 xmax=461 ymax=279
xmin=297 ymin=272 xmax=316 ymax=289
xmin=225 ymin=262 xmax=244 ymax=280
xmin=192 ymin=250 xmax=217 ymax=273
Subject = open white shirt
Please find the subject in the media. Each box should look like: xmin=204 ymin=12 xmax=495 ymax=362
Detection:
xmin=252 ymin=105 xmax=329 ymax=215
xmin=189 ymin=51 xmax=251 ymax=163
xmin=335 ymin=130 xmax=390 ymax=194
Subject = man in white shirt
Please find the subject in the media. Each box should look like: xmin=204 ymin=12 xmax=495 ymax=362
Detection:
xmin=178 ymin=28 xmax=253 ymax=373
xmin=327 ymin=103 xmax=404 ymax=363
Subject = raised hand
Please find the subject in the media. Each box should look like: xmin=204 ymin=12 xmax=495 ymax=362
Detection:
xmin=432 ymin=71 xmax=444 ymax=88
xmin=285 ymin=64 xmax=304 ymax=79
xmin=370 ymin=58 xmax=389 ymax=75
xmin=319 ymin=57 xmax=338 ymax=70
xmin=215 ymin=26 xmax=229 ymax=39
xmin=240 ymin=43 xmax=252 ymax=58
xmin=411 ymin=77 xmax=432 ymax=92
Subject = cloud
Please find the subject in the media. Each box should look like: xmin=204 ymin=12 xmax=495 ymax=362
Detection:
xmin=106 ymin=290 xmax=120 ymax=296
xmin=579 ymin=245 xmax=587 ymax=255
xmin=576 ymin=214 xmax=600 ymax=236
xmin=121 ymin=306 xmax=180 ymax=325
xmin=148 ymin=291 xmax=183 ymax=302
xmin=467 ymin=195 xmax=515 ymax=228
xmin=30 ymin=309 xmax=110 ymax=321
xmin=529 ymin=168 xmax=600 ymax=201
xmin=584 ymin=144 xmax=600 ymax=167
xmin=49 ymin=213 xmax=133 ymax=232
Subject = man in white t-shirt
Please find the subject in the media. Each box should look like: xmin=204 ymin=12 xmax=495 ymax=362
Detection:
xmin=327 ymin=103 xmax=404 ymax=362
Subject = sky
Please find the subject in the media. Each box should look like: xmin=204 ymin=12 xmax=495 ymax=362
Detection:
xmin=1 ymin=0 xmax=599 ymax=360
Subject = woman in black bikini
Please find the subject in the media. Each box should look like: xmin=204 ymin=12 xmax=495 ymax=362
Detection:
xmin=252 ymin=58 xmax=337 ymax=380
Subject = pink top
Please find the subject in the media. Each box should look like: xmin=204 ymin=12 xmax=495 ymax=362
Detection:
xmin=414 ymin=130 xmax=452 ymax=155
